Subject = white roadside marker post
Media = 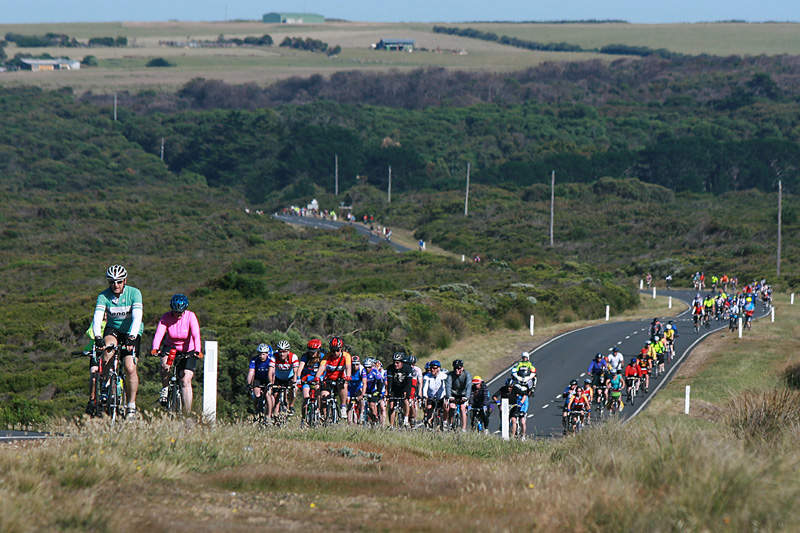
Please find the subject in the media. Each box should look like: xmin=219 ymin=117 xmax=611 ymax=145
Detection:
xmin=791 ymin=293 xmax=795 ymax=305
xmin=652 ymin=286 xmax=656 ymax=299
xmin=605 ymin=305 xmax=610 ymax=321
xmin=669 ymin=296 xmax=672 ymax=309
xmin=771 ymin=307 xmax=775 ymax=322
xmin=684 ymin=385 xmax=691 ymax=415
xmin=203 ymin=340 xmax=218 ymax=424
xmin=738 ymin=317 xmax=743 ymax=338
xmin=501 ymin=398 xmax=510 ymax=441
xmin=529 ymin=315 xmax=534 ymax=336
xmin=639 ymin=279 xmax=643 ymax=290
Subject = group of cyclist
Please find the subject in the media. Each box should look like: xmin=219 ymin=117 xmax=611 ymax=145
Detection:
xmin=86 ymin=264 xmax=203 ymax=419
xmin=561 ymin=318 xmax=678 ymax=433
xmin=690 ymin=279 xmax=771 ymax=332
xmin=244 ymin=336 xmax=539 ymax=437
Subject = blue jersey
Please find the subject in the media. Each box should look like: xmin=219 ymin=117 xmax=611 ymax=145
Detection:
xmin=348 ymin=367 xmax=366 ymax=396
xmin=365 ymin=368 xmax=385 ymax=395
xmin=249 ymin=356 xmax=271 ymax=382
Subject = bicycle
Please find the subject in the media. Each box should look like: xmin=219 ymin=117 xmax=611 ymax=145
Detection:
xmin=158 ymin=349 xmax=199 ymax=415
xmin=607 ymin=391 xmax=623 ymax=414
xmin=447 ymin=396 xmax=468 ymax=431
xmin=625 ymin=377 xmax=638 ymax=406
xmin=386 ymin=396 xmax=406 ymax=428
xmin=89 ymin=344 xmax=127 ymax=423
xmin=303 ymin=382 xmax=321 ymax=428
xmin=744 ymin=312 xmax=753 ymax=330
xmin=693 ymin=314 xmax=701 ymax=334
xmin=567 ymin=409 xmax=585 ymax=434
xmin=424 ymin=399 xmax=446 ymax=431
xmin=271 ymin=385 xmax=292 ymax=426
xmin=469 ymin=405 xmax=490 ymax=433
xmin=251 ymin=385 xmax=270 ymax=426
xmin=320 ymin=379 xmax=342 ymax=425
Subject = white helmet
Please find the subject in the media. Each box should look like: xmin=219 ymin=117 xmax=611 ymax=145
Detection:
xmin=520 ymin=351 xmax=530 ymax=361
xmin=105 ymin=264 xmax=128 ymax=282
xmin=276 ymin=340 xmax=291 ymax=351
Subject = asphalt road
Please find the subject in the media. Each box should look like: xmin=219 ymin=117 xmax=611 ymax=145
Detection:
xmin=485 ymin=289 xmax=769 ymax=437
xmin=273 ymin=214 xmax=412 ymax=252
xmin=0 ymin=430 xmax=49 ymax=442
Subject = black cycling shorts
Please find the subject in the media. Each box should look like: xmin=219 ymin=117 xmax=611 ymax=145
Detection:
xmin=103 ymin=327 xmax=140 ymax=363
xmin=177 ymin=354 xmax=198 ymax=374
xmin=388 ymin=380 xmax=411 ymax=398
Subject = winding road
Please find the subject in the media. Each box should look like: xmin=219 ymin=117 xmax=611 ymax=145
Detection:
xmin=273 ymin=214 xmax=411 ymax=252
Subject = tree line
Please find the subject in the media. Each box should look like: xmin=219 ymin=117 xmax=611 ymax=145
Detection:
xmin=4 ymin=32 xmax=127 ymax=48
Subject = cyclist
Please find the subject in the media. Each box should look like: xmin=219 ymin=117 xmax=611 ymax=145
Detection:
xmin=624 ymin=357 xmax=641 ymax=398
xmin=587 ymin=353 xmax=608 ymax=403
xmin=511 ymin=352 xmax=536 ymax=412
xmin=607 ymin=347 xmax=624 ymax=373
xmin=363 ymin=358 xmax=385 ymax=425
xmin=582 ymin=378 xmax=595 ymax=423
xmin=468 ymin=376 xmax=492 ymax=433
xmin=560 ymin=379 xmax=579 ymax=433
xmin=691 ymin=300 xmax=705 ymax=330
xmin=665 ymin=274 xmax=673 ymax=289
xmin=663 ymin=324 xmax=676 ymax=360
xmin=607 ymin=370 xmax=625 ymax=412
xmin=92 ymin=264 xmax=143 ymax=418
xmin=422 ymin=360 xmax=448 ymax=428
xmin=315 ymin=337 xmax=351 ymax=421
xmin=151 ymin=293 xmax=202 ymax=414
xmin=298 ymin=339 xmax=324 ymax=422
xmin=269 ymin=340 xmax=299 ymax=417
xmin=649 ymin=318 xmax=663 ymax=340
xmin=653 ymin=336 xmax=666 ymax=374
xmin=566 ymin=385 xmax=589 ymax=430
xmin=703 ymin=294 xmax=715 ymax=326
xmin=347 ymin=355 xmax=367 ymax=424
xmin=247 ymin=344 xmax=274 ymax=417
xmin=493 ymin=378 xmax=520 ymax=437
xmin=407 ymin=354 xmax=423 ymax=427
xmin=446 ymin=359 xmax=472 ymax=432
xmin=636 ymin=352 xmax=651 ymax=393
xmin=386 ymin=351 xmax=414 ymax=427
xmin=743 ymin=297 xmax=755 ymax=328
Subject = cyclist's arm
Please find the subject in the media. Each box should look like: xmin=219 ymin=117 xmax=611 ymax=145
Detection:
xmin=445 ymin=375 xmax=453 ymax=399
xmin=344 ymin=354 xmax=351 ymax=380
xmin=464 ymin=371 xmax=472 ymax=398
xmin=360 ymin=374 xmax=367 ymax=396
xmin=268 ymin=363 xmax=275 ymax=385
xmin=92 ymin=296 xmax=106 ymax=338
xmin=151 ymin=318 xmax=167 ymax=352
xmin=188 ymin=311 xmax=201 ymax=352
xmin=128 ymin=288 xmax=144 ymax=338
xmin=246 ymin=368 xmax=255 ymax=387
xmin=422 ymin=377 xmax=430 ymax=399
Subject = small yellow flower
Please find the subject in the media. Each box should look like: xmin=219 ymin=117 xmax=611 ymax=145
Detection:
xmin=310 ymin=503 xmax=316 ymax=509
xmin=527 ymin=483 xmax=535 ymax=489
xmin=170 ymin=438 xmax=176 ymax=444
xmin=232 ymin=508 xmax=238 ymax=513
xmin=136 ymin=466 xmax=141 ymax=471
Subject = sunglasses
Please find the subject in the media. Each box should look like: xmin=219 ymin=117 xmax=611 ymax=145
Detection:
xmin=110 ymin=280 xmax=125 ymax=285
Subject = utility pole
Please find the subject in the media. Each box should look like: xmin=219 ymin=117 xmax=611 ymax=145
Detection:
xmin=113 ymin=93 xmax=117 ymax=121
xmin=387 ymin=165 xmax=392 ymax=203
xmin=549 ymin=170 xmax=555 ymax=247
xmin=464 ymin=162 xmax=471 ymax=216
xmin=777 ymin=179 xmax=782 ymax=277
xmin=334 ymin=153 xmax=339 ymax=196
xmin=160 ymin=137 xmax=165 ymax=161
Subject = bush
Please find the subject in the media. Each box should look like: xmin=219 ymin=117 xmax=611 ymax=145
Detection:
xmin=81 ymin=55 xmax=98 ymax=67
xmin=146 ymin=57 xmax=173 ymax=67
xmin=725 ymin=389 xmax=800 ymax=443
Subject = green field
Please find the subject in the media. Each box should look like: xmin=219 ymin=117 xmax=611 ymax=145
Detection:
xmin=1 ymin=20 xmax=798 ymax=93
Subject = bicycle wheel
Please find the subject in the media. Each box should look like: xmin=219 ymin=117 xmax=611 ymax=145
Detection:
xmin=167 ymin=384 xmax=182 ymax=414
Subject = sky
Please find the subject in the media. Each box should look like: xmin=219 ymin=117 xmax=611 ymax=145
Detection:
xmin=2 ymin=0 xmax=798 ymax=24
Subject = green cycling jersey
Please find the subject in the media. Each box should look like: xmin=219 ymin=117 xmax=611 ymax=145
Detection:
xmin=94 ymin=285 xmax=143 ymax=336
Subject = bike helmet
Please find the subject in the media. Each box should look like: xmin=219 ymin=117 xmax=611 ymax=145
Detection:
xmin=392 ymin=352 xmax=405 ymax=362
xmin=276 ymin=340 xmax=291 ymax=351
xmin=403 ymin=353 xmax=416 ymax=365
xmin=666 ymin=324 xmax=673 ymax=330
xmin=170 ymin=293 xmax=189 ymax=312
xmin=351 ymin=355 xmax=361 ymax=364
xmin=330 ymin=337 xmax=344 ymax=350
xmin=105 ymin=264 xmax=128 ymax=282
xmin=595 ymin=353 xmax=603 ymax=360
xmin=430 ymin=360 xmax=441 ymax=369
xmin=452 ymin=359 xmax=464 ymax=370
xmin=257 ymin=343 xmax=272 ymax=356
xmin=569 ymin=379 xmax=578 ymax=386
xmin=472 ymin=376 xmax=483 ymax=384
xmin=424 ymin=361 xmax=431 ymax=371
xmin=505 ymin=377 xmax=514 ymax=386
xmin=364 ymin=358 xmax=374 ymax=368
xmin=520 ymin=351 xmax=530 ymax=360
xmin=645 ymin=341 xmax=652 ymax=345
xmin=630 ymin=358 xmax=637 ymax=365
xmin=584 ymin=378 xmax=592 ymax=385
xmin=307 ymin=338 xmax=322 ymax=350
xmin=653 ymin=336 xmax=660 ymax=342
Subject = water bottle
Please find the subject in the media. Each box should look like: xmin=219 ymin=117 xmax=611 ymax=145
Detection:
xmin=167 ymin=348 xmax=176 ymax=366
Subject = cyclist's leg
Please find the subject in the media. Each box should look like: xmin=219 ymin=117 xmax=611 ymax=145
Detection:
xmin=179 ymin=369 xmax=194 ymax=415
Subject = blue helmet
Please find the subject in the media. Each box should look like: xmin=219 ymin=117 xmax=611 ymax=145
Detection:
xmin=170 ymin=293 xmax=189 ymax=312
xmin=430 ymin=360 xmax=441 ymax=368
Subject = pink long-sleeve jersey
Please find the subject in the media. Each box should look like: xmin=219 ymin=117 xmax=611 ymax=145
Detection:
xmin=151 ymin=310 xmax=201 ymax=352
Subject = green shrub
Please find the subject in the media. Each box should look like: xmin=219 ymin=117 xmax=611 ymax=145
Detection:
xmin=146 ymin=57 xmax=173 ymax=67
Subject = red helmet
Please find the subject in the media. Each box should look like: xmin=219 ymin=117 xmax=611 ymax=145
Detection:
xmin=307 ymin=338 xmax=322 ymax=350
xmin=329 ymin=336 xmax=344 ymax=350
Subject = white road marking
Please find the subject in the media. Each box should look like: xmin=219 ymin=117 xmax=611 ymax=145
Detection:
xmin=625 ymin=336 xmax=630 ymax=339
xmin=617 ymin=341 xmax=623 ymax=345
xmin=527 ymin=414 xmax=535 ymax=418
xmin=580 ymin=372 xmax=585 ymax=377
xmin=542 ymin=404 xmax=550 ymax=409
xmin=555 ymin=394 xmax=562 ymax=399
